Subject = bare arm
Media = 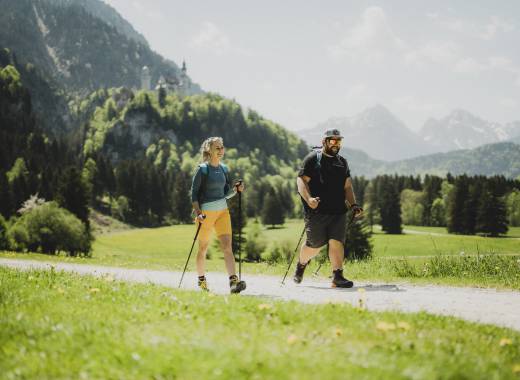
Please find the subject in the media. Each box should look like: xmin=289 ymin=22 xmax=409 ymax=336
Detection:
xmin=297 ymin=175 xmax=320 ymax=209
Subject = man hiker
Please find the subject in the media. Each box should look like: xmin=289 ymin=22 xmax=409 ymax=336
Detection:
xmin=294 ymin=128 xmax=363 ymax=287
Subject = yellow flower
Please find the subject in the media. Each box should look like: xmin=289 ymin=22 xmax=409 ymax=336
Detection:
xmin=57 ymin=287 xmax=65 ymax=294
xmin=104 ymin=275 xmax=115 ymax=282
xmin=376 ymin=321 xmax=396 ymax=332
xmin=287 ymin=334 xmax=298 ymax=345
xmin=512 ymin=364 xmax=520 ymax=374
xmin=333 ymin=328 xmax=343 ymax=337
xmin=397 ymin=322 xmax=411 ymax=331
xmin=89 ymin=288 xmax=100 ymax=293
xmin=499 ymin=338 xmax=512 ymax=347
xmin=258 ymin=304 xmax=273 ymax=310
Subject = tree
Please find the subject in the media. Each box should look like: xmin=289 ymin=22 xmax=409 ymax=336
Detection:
xmin=447 ymin=176 xmax=469 ymax=234
xmin=261 ymin=188 xmax=285 ymax=228
xmin=379 ymin=178 xmax=402 ymax=234
xmin=344 ymin=213 xmax=373 ymax=261
xmin=400 ymin=189 xmax=424 ymax=225
xmin=476 ymin=187 xmax=508 ymax=237
xmin=506 ymin=190 xmax=520 ymax=226
xmin=173 ymin=170 xmax=192 ymax=223
xmin=57 ymin=166 xmax=91 ymax=228
xmin=158 ymin=86 xmax=167 ymax=108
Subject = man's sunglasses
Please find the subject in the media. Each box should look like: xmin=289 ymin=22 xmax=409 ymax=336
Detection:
xmin=327 ymin=138 xmax=342 ymax=145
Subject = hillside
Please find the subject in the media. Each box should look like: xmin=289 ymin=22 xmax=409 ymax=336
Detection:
xmin=342 ymin=142 xmax=520 ymax=178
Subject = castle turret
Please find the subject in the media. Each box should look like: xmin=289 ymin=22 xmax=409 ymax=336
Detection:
xmin=141 ymin=66 xmax=151 ymax=90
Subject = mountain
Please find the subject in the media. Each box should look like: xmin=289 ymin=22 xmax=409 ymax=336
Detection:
xmin=0 ymin=0 xmax=201 ymax=133
xmin=342 ymin=142 xmax=520 ymax=179
xmin=419 ymin=110 xmax=520 ymax=151
xmin=299 ymin=105 xmax=435 ymax=161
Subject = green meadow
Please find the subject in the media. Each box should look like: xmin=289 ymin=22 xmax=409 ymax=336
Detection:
xmin=1 ymin=267 xmax=520 ymax=380
xmin=1 ymin=220 xmax=519 ymax=289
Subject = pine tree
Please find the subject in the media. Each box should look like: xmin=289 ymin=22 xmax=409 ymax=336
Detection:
xmin=476 ymin=187 xmax=508 ymax=236
xmin=173 ymin=171 xmax=192 ymax=223
xmin=261 ymin=188 xmax=284 ymax=228
xmin=380 ymin=178 xmax=402 ymax=234
xmin=344 ymin=212 xmax=373 ymax=261
xmin=447 ymin=176 xmax=469 ymax=234
xmin=57 ymin=166 xmax=91 ymax=228
xmin=158 ymin=86 xmax=167 ymax=108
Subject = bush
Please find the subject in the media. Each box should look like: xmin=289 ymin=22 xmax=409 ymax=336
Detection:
xmin=0 ymin=215 xmax=8 ymax=250
xmin=244 ymin=221 xmax=267 ymax=262
xmin=8 ymin=202 xmax=92 ymax=256
xmin=265 ymin=240 xmax=292 ymax=265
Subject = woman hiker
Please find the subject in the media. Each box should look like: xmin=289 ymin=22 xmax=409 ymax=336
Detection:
xmin=190 ymin=136 xmax=246 ymax=294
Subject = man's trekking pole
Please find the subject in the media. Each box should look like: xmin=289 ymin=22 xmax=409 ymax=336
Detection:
xmin=178 ymin=215 xmax=205 ymax=288
xmin=281 ymin=225 xmax=306 ymax=285
xmin=236 ymin=180 xmax=243 ymax=280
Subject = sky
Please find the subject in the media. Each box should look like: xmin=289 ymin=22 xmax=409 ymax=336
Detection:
xmin=103 ymin=0 xmax=520 ymax=132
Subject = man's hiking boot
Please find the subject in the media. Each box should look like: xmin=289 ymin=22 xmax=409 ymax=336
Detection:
xmin=332 ymin=269 xmax=354 ymax=288
xmin=230 ymin=275 xmax=246 ymax=294
xmin=198 ymin=276 xmax=210 ymax=292
xmin=293 ymin=261 xmax=308 ymax=284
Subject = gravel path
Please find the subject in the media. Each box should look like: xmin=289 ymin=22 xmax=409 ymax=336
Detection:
xmin=2 ymin=258 xmax=520 ymax=331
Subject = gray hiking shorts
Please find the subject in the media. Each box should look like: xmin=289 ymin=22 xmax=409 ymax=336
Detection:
xmin=304 ymin=212 xmax=347 ymax=248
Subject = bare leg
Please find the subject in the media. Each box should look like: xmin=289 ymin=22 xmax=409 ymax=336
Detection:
xmin=196 ymin=240 xmax=210 ymax=276
xmin=298 ymin=244 xmax=322 ymax=265
xmin=328 ymin=239 xmax=344 ymax=270
xmin=218 ymin=234 xmax=236 ymax=276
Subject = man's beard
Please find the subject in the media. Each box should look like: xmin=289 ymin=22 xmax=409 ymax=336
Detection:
xmin=323 ymin=145 xmax=340 ymax=156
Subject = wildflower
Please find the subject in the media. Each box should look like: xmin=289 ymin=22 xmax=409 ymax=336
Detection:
xmin=89 ymin=288 xmax=100 ymax=293
xmin=512 ymin=364 xmax=520 ymax=374
xmin=258 ymin=304 xmax=273 ymax=310
xmin=499 ymin=338 xmax=512 ymax=347
xmin=333 ymin=328 xmax=343 ymax=337
xmin=131 ymin=352 xmax=141 ymax=361
xmin=376 ymin=321 xmax=396 ymax=332
xmin=397 ymin=322 xmax=411 ymax=331
xmin=287 ymin=334 xmax=298 ymax=345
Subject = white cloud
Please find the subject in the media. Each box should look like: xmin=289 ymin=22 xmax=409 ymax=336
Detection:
xmin=480 ymin=16 xmax=515 ymax=41
xmin=499 ymin=98 xmax=517 ymax=108
xmin=190 ymin=22 xmax=231 ymax=55
xmin=404 ymin=41 xmax=458 ymax=68
xmin=328 ymin=7 xmax=406 ymax=63
xmin=454 ymin=58 xmax=486 ymax=74
xmin=391 ymin=96 xmax=443 ymax=114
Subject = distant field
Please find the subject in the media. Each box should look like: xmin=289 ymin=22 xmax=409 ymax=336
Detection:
xmin=1 ymin=219 xmax=519 ymax=289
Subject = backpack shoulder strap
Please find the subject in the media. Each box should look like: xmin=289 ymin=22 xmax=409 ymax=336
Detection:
xmin=197 ymin=163 xmax=209 ymax=203
xmin=219 ymin=163 xmax=231 ymax=188
xmin=315 ymin=149 xmax=322 ymax=170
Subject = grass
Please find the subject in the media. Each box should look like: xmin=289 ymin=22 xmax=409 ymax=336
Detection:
xmin=1 ymin=267 xmax=520 ymax=379
xmin=1 ymin=220 xmax=519 ymax=289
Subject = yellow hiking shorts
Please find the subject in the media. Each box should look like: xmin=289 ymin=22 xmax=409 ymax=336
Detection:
xmin=196 ymin=209 xmax=232 ymax=242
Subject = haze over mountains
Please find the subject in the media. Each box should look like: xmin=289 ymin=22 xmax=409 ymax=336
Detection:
xmin=299 ymin=105 xmax=520 ymax=162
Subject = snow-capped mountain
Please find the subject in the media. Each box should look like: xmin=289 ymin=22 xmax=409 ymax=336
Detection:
xmin=419 ymin=109 xmax=519 ymax=151
xmin=299 ymin=105 xmax=435 ymax=161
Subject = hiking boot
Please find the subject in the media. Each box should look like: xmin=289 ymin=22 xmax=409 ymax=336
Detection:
xmin=293 ymin=261 xmax=308 ymax=284
xmin=332 ymin=269 xmax=354 ymax=288
xmin=198 ymin=277 xmax=210 ymax=292
xmin=230 ymin=275 xmax=246 ymax=294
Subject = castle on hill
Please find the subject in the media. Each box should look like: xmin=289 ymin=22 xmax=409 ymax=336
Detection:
xmin=140 ymin=60 xmax=192 ymax=95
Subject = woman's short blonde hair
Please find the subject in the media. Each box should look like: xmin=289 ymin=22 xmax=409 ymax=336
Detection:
xmin=199 ymin=137 xmax=224 ymax=163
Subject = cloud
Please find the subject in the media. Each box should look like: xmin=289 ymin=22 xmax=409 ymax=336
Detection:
xmin=404 ymin=41 xmax=458 ymax=68
xmin=480 ymin=16 xmax=515 ymax=40
xmin=328 ymin=7 xmax=406 ymax=63
xmin=454 ymin=58 xmax=486 ymax=74
xmin=190 ymin=22 xmax=231 ymax=55
xmin=499 ymin=98 xmax=517 ymax=108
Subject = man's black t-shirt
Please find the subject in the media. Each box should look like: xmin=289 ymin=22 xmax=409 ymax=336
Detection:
xmin=298 ymin=151 xmax=351 ymax=215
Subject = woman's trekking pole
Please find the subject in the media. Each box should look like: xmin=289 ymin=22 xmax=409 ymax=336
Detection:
xmin=281 ymin=225 xmax=306 ymax=285
xmin=178 ymin=216 xmax=205 ymax=288
xmin=234 ymin=179 xmax=244 ymax=280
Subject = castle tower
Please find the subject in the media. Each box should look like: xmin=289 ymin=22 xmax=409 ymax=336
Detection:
xmin=141 ymin=66 xmax=151 ymax=91
xmin=179 ymin=60 xmax=191 ymax=94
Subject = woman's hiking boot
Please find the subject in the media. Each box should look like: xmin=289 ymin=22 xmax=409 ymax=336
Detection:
xmin=293 ymin=261 xmax=307 ymax=284
xmin=198 ymin=276 xmax=210 ymax=292
xmin=332 ymin=269 xmax=354 ymax=288
xmin=229 ymin=275 xmax=246 ymax=294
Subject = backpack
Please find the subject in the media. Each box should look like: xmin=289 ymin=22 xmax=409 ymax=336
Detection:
xmin=197 ymin=162 xmax=231 ymax=204
xmin=310 ymin=147 xmax=346 ymax=184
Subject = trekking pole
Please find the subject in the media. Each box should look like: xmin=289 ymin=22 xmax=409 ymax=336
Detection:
xmin=237 ymin=181 xmax=243 ymax=280
xmin=312 ymin=213 xmax=357 ymax=277
xmin=178 ymin=216 xmax=205 ymax=288
xmin=281 ymin=224 xmax=306 ymax=285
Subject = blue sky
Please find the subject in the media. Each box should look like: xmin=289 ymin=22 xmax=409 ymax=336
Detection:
xmin=104 ymin=0 xmax=520 ymax=132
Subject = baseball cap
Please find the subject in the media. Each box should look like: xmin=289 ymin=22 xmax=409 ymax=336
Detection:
xmin=323 ymin=129 xmax=343 ymax=139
